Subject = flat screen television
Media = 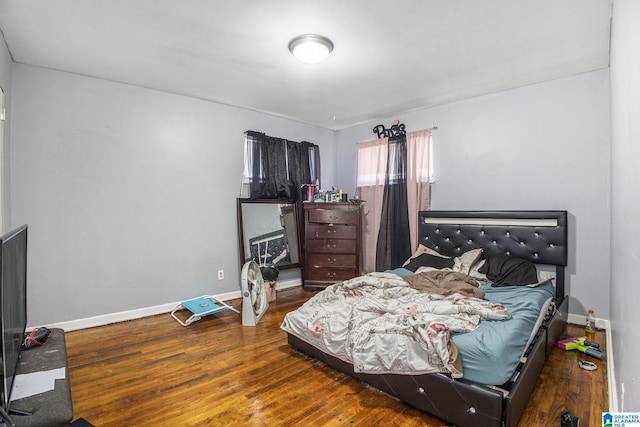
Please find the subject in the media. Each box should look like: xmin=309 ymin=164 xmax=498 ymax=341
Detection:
xmin=0 ymin=225 xmax=28 ymax=418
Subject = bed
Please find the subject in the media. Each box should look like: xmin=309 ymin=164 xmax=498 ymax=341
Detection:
xmin=281 ymin=210 xmax=568 ymax=427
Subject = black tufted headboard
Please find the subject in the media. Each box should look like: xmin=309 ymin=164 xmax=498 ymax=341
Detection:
xmin=418 ymin=210 xmax=568 ymax=300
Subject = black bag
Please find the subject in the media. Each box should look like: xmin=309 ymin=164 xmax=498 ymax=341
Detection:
xmin=260 ymin=266 xmax=279 ymax=282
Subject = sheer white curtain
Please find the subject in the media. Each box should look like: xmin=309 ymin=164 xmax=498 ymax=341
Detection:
xmin=406 ymin=129 xmax=432 ymax=251
xmin=355 ymin=138 xmax=388 ymax=273
xmin=355 ymin=129 xmax=432 ymax=273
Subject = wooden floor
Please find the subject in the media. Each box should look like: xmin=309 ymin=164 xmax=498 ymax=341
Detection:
xmin=65 ymin=286 xmax=608 ymax=426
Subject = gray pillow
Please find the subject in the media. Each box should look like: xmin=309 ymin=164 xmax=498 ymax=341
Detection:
xmin=478 ymin=254 xmax=538 ymax=287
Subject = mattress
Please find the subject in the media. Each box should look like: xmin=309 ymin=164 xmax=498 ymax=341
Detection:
xmin=450 ymin=281 xmax=553 ymax=384
xmin=283 ymin=269 xmax=554 ymax=385
xmin=390 ymin=266 xmax=554 ymax=384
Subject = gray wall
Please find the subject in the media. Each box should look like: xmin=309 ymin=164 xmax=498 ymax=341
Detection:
xmin=610 ymin=0 xmax=640 ymax=412
xmin=6 ymin=51 xmax=613 ymax=329
xmin=10 ymin=64 xmax=335 ymax=326
xmin=0 ymin=36 xmax=12 ymax=233
xmin=335 ymin=70 xmax=611 ymax=320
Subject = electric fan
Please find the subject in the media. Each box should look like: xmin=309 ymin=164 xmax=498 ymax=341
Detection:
xmin=240 ymin=260 xmax=268 ymax=326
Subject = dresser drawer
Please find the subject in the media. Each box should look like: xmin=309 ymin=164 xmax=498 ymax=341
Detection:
xmin=303 ymin=203 xmax=362 ymax=290
xmin=308 ymin=254 xmax=356 ymax=268
xmin=305 ymin=267 xmax=357 ymax=282
xmin=308 ymin=208 xmax=360 ymax=225
xmin=306 ymin=224 xmax=356 ymax=239
xmin=305 ymin=239 xmax=356 ymax=253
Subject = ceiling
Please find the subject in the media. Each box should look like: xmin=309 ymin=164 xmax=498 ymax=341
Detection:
xmin=0 ymin=0 xmax=612 ymax=130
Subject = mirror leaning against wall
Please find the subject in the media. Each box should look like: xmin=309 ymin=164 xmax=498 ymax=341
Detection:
xmin=236 ymin=199 xmax=301 ymax=270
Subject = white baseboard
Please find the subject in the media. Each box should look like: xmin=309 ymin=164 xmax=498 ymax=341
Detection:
xmin=567 ymin=313 xmax=616 ymax=412
xmin=36 ymin=278 xmax=302 ymax=332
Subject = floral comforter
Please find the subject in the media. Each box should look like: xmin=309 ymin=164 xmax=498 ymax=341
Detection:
xmin=281 ymin=272 xmax=511 ymax=378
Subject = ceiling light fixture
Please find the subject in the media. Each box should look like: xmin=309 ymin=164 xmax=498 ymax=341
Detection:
xmin=288 ymin=34 xmax=334 ymax=64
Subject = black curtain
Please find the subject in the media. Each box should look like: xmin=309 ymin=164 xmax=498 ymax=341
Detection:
xmin=375 ymin=135 xmax=411 ymax=271
xmin=286 ymin=140 xmax=321 ymax=203
xmin=246 ymin=131 xmax=320 ymax=203
xmin=247 ymin=131 xmax=288 ymax=199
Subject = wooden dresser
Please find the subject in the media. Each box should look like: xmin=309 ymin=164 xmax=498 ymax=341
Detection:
xmin=302 ymin=202 xmax=363 ymax=290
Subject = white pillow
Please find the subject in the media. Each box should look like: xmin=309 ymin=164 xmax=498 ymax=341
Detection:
xmin=402 ymin=244 xmax=450 ymax=267
xmin=526 ymin=271 xmax=555 ymax=288
xmin=452 ymin=249 xmax=483 ymax=275
xmin=468 ymin=258 xmax=489 ymax=281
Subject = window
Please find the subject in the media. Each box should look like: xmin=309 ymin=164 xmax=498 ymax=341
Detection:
xmin=243 ymin=137 xmax=259 ymax=183
xmin=242 ymin=131 xmax=320 ymax=200
xmin=356 ymin=139 xmax=387 ymax=187
xmin=356 ymin=132 xmax=433 ymax=186
xmin=355 ymin=129 xmax=433 ymax=272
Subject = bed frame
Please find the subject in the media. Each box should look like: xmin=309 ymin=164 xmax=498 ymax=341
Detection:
xmin=286 ymin=210 xmax=568 ymax=427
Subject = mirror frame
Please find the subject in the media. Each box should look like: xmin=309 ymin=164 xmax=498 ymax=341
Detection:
xmin=236 ymin=198 xmax=302 ymax=271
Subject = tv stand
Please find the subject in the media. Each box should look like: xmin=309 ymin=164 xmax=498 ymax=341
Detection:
xmin=9 ymin=329 xmax=73 ymax=427
xmin=0 ymin=406 xmax=16 ymax=427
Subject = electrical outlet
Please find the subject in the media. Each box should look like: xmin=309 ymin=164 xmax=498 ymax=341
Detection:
xmin=217 ymin=270 xmax=224 ymax=280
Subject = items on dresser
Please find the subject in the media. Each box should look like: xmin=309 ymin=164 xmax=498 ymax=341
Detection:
xmin=302 ymin=202 xmax=362 ymax=290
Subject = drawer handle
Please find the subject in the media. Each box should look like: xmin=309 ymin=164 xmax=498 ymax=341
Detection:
xmin=327 ymin=258 xmax=337 ymax=264
xmin=327 ymin=272 xmax=337 ymax=278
